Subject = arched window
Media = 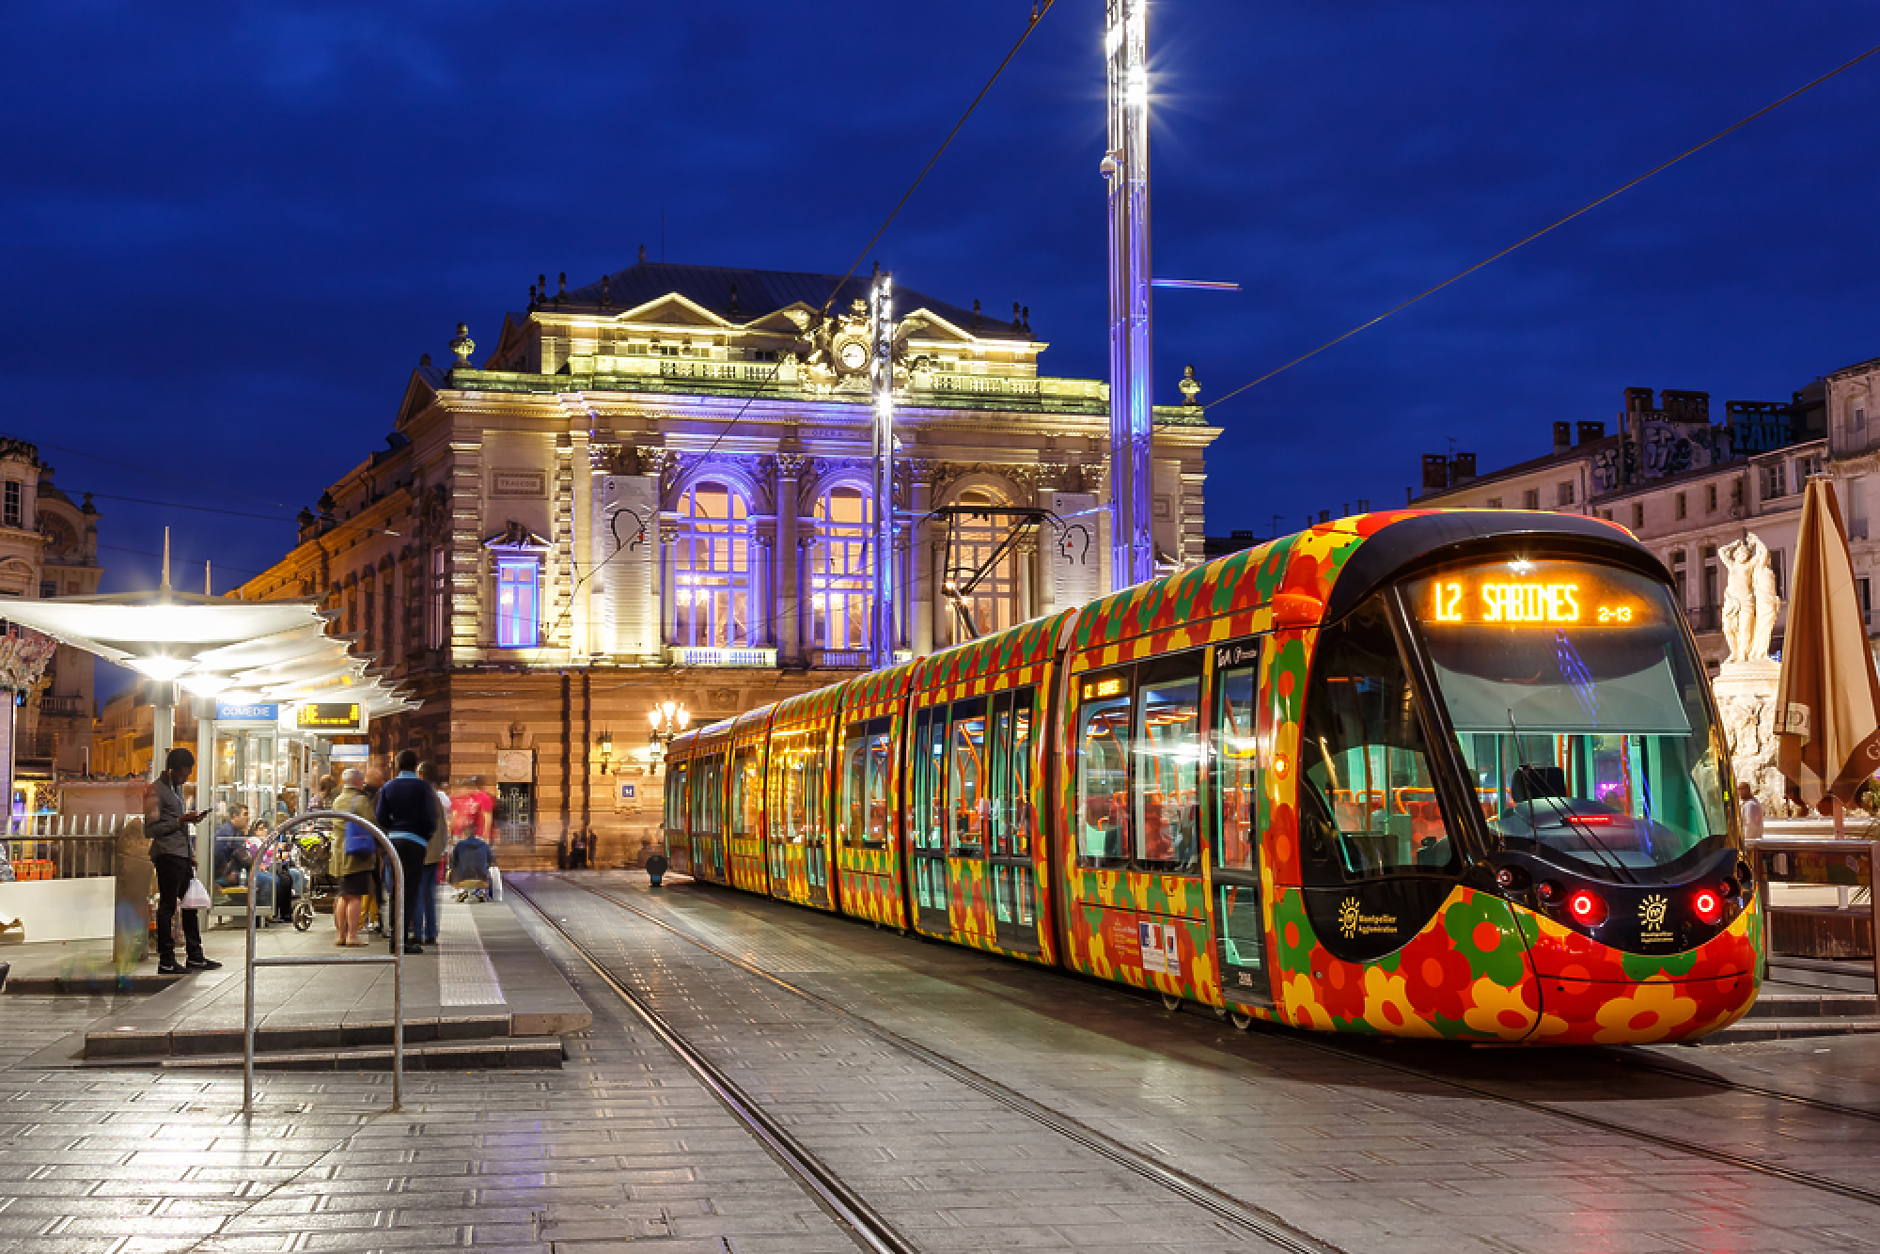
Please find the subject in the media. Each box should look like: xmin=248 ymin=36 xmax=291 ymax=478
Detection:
xmin=811 ymin=485 xmax=873 ymax=652
xmin=945 ymin=487 xmax=1019 ymax=646
xmin=672 ymin=480 xmax=753 ymax=647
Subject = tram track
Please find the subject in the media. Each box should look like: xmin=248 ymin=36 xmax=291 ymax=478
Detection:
xmin=512 ymin=874 xmax=1346 ymax=1254
xmin=1249 ymin=1021 xmax=1880 ymax=1210
xmin=549 ymin=872 xmax=1880 ymax=1220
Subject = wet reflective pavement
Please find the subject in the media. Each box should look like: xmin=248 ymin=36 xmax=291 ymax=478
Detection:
xmin=3 ymin=869 xmax=1879 ymax=1252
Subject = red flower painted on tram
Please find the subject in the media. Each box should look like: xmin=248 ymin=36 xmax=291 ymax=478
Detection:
xmin=1395 ymin=929 xmax=1475 ymax=1022
xmin=1315 ymin=950 xmax=1369 ymax=1021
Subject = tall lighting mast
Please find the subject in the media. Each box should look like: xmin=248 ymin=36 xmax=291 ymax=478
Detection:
xmin=869 ymin=267 xmax=897 ymax=667
xmin=1105 ymin=0 xmax=1153 ymax=590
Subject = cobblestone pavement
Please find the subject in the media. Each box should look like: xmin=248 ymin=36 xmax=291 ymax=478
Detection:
xmin=4 ymin=870 xmax=1880 ymax=1253
xmin=524 ymin=872 xmax=1880 ymax=1254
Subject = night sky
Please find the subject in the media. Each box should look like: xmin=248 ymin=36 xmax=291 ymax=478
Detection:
xmin=7 ymin=1 xmax=1879 ymax=598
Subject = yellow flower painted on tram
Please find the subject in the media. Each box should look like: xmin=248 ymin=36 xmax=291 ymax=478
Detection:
xmin=1281 ymin=972 xmax=1333 ymax=1031
xmin=1359 ymin=965 xmax=1434 ymax=1036
xmin=1460 ymin=974 xmax=1538 ymax=1040
xmin=1591 ymin=980 xmax=1699 ymax=1044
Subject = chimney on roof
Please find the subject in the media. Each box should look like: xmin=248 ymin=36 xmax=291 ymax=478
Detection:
xmin=558 ymin=272 xmax=567 ymax=300
xmin=1577 ymin=421 xmax=1605 ymax=445
xmin=601 ymin=274 xmax=610 ymax=308
xmin=1553 ymin=421 xmax=1572 ymax=454
xmin=1423 ymin=454 xmax=1449 ymax=491
xmin=1453 ymin=452 xmax=1476 ymax=483
xmin=638 ymin=244 xmax=646 ymax=263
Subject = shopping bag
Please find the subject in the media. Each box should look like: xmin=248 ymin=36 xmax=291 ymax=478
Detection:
xmin=180 ymin=878 xmax=212 ymax=910
xmin=488 ymin=866 xmax=503 ymax=901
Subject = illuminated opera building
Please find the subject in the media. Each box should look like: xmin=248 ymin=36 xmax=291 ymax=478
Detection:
xmin=237 ymin=261 xmax=1220 ymax=867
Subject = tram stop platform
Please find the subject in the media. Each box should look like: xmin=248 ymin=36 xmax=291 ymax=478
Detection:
xmin=3 ymin=896 xmax=589 ymax=1071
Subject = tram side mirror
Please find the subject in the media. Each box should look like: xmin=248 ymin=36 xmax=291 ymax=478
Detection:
xmin=646 ymin=853 xmax=669 ymax=887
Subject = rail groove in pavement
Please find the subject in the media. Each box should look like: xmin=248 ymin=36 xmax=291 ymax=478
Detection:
xmin=542 ymin=875 xmax=1345 ymax=1254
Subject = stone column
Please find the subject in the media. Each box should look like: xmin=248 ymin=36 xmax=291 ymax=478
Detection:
xmin=659 ymin=522 xmax=680 ymax=650
xmin=909 ymin=462 xmax=936 ymax=656
xmin=776 ymin=453 xmax=807 ymax=664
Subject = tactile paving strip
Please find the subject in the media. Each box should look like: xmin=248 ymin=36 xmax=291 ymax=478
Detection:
xmin=437 ymin=900 xmax=505 ymax=1005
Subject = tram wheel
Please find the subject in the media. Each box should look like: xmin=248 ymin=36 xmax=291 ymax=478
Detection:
xmin=292 ymin=901 xmax=314 ymax=933
xmin=1211 ymin=1004 xmax=1229 ymax=1021
xmin=1229 ymin=1011 xmax=1254 ymax=1031
xmin=1161 ymin=993 xmax=1184 ymax=1012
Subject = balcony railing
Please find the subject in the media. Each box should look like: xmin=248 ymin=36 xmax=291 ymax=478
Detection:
xmin=39 ymin=694 xmax=85 ymax=718
xmin=665 ymin=645 xmax=778 ymax=668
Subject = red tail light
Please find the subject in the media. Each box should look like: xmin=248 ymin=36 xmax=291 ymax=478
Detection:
xmin=1566 ymin=889 xmax=1607 ymax=926
xmin=1692 ymin=887 xmax=1724 ymax=925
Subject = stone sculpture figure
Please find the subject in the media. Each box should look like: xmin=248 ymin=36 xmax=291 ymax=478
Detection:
xmin=1750 ymin=537 xmax=1780 ymax=662
xmin=1718 ymin=534 xmax=1774 ymax=664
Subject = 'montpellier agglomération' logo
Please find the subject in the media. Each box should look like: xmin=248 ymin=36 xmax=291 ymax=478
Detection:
xmin=1639 ymin=893 xmax=1674 ymax=944
xmin=1337 ymin=897 xmax=1397 ymax=940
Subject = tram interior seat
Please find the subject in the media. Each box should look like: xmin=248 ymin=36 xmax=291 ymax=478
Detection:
xmin=1221 ymin=789 xmax=1252 ymax=866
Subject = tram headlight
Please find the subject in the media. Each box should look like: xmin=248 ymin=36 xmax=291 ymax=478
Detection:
xmin=1692 ymin=887 xmax=1725 ymax=925
xmin=1565 ymin=889 xmax=1607 ymax=927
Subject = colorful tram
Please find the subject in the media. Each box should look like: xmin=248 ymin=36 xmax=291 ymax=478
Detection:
xmin=660 ymin=511 xmax=1762 ymax=1044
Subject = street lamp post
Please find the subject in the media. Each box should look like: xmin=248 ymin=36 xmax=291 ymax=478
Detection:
xmin=1105 ymin=0 xmax=1154 ymax=591
xmin=646 ymin=701 xmax=689 ymax=775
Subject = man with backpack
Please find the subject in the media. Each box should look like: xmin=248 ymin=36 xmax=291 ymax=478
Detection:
xmin=329 ymin=769 xmax=377 ymax=947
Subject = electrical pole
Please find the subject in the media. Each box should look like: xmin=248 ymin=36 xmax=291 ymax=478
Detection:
xmin=870 ymin=268 xmax=897 ymax=667
xmin=1105 ymin=0 xmax=1153 ymax=591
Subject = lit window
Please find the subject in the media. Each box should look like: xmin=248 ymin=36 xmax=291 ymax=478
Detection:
xmin=811 ymin=486 xmax=873 ymax=652
xmin=495 ymin=556 xmax=540 ymax=648
xmin=944 ymin=488 xmax=1018 ymax=645
xmin=671 ymin=480 xmax=753 ymax=648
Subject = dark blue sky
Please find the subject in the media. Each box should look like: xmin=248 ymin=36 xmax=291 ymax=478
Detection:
xmin=6 ymin=1 xmax=1878 ymax=592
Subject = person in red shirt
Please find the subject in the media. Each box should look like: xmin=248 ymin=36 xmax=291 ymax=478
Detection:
xmin=450 ymin=775 xmax=495 ymax=842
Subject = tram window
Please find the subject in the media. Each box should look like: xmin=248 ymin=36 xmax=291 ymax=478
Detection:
xmin=692 ymin=754 xmax=723 ymax=836
xmin=771 ymin=731 xmax=825 ymax=846
xmin=1076 ymin=675 xmax=1132 ymax=867
xmin=1214 ymin=656 xmax=1260 ymax=873
xmin=912 ymin=706 xmax=947 ymax=851
xmin=988 ymin=687 xmax=1035 ymax=858
xmin=948 ymin=698 xmax=988 ymax=857
xmin=667 ymin=762 xmax=689 ymax=833
xmin=840 ymin=717 xmax=891 ymax=847
xmin=1299 ymin=596 xmax=1457 ymax=879
xmin=1136 ymin=659 xmax=1202 ymax=874
xmin=730 ymin=745 xmax=761 ymax=838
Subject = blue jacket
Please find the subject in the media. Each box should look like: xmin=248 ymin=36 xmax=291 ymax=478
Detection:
xmin=450 ymin=835 xmax=493 ymax=880
xmin=376 ymin=773 xmax=438 ymax=844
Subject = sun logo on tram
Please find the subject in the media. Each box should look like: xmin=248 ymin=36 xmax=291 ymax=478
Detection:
xmin=1640 ymin=894 xmax=1669 ymax=930
xmin=1337 ymin=897 xmax=1361 ymax=940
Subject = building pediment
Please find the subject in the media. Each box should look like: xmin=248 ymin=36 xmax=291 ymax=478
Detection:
xmin=609 ymin=292 xmax=735 ymax=331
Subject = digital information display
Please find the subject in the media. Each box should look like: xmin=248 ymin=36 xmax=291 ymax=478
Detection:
xmin=1082 ymin=676 xmax=1126 ymax=701
xmin=1415 ymin=562 xmax=1652 ymax=629
xmin=297 ymin=701 xmax=364 ymax=731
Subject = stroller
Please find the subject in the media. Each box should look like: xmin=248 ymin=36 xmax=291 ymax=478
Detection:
xmin=283 ymin=828 xmax=339 ymax=932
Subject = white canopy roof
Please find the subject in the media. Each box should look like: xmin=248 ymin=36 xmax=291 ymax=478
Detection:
xmin=4 ymin=590 xmax=419 ymax=718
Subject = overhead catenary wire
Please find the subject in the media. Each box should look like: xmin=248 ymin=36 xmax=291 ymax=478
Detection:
xmin=1194 ymin=39 xmax=1880 ymax=418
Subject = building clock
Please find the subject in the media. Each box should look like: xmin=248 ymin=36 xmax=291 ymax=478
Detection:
xmin=836 ymin=339 xmax=869 ymax=372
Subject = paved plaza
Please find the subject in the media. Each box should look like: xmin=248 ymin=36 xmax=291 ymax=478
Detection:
xmin=1 ymin=871 xmax=1879 ymax=1253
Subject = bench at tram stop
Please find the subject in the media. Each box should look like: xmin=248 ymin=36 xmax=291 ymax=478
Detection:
xmin=1747 ymin=834 xmax=1880 ymax=994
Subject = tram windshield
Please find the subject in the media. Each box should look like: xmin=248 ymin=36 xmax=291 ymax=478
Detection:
xmin=1406 ymin=558 xmax=1734 ymax=880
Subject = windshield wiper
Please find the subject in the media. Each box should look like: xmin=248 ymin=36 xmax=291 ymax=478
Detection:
xmin=1507 ymin=707 xmax=1636 ymax=884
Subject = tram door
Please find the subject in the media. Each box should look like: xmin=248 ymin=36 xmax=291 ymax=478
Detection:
xmin=908 ymin=705 xmax=953 ymax=935
xmin=986 ymin=687 xmax=1041 ymax=953
xmin=1209 ymin=641 xmax=1274 ymax=1006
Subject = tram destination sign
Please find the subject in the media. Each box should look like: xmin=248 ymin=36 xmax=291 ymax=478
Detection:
xmin=297 ymin=701 xmax=365 ymax=732
xmin=1414 ymin=562 xmax=1652 ymax=629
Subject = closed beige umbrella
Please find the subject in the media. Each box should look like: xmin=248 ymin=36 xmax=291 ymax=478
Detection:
xmin=1775 ymin=478 xmax=1880 ymax=830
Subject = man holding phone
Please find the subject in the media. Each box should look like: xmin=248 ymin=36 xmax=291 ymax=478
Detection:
xmin=145 ymin=747 xmax=222 ymax=975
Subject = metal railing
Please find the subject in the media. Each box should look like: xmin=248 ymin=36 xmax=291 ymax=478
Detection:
xmin=244 ymin=811 xmax=405 ymax=1113
xmin=38 ymin=694 xmax=85 ymax=718
xmin=1747 ymin=836 xmax=1880 ymax=994
xmin=2 ymin=813 xmax=126 ymax=880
